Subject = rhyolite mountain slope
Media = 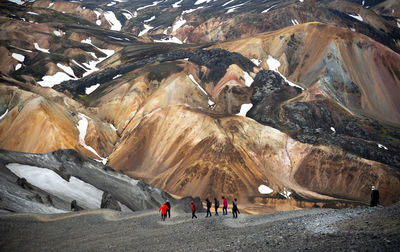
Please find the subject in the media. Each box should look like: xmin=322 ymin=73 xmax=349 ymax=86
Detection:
xmin=0 ymin=0 xmax=399 ymax=213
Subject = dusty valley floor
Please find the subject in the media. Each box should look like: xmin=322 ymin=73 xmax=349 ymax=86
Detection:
xmin=0 ymin=203 xmax=399 ymax=251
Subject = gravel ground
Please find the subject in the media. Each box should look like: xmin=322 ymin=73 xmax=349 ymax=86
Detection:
xmin=0 ymin=203 xmax=399 ymax=251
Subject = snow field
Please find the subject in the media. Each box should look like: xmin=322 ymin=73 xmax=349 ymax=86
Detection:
xmin=6 ymin=163 xmax=103 ymax=209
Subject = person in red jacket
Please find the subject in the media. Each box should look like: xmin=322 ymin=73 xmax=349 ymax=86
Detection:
xmin=222 ymin=196 xmax=228 ymax=215
xmin=190 ymin=201 xmax=197 ymax=219
xmin=159 ymin=202 xmax=169 ymax=221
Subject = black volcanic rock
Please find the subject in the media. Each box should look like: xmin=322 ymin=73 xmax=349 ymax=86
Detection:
xmin=247 ymin=70 xmax=302 ymax=127
xmin=101 ymin=192 xmax=121 ymax=211
xmin=188 ymin=48 xmax=255 ymax=83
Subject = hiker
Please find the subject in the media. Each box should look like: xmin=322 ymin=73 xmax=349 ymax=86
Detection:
xmin=191 ymin=201 xmax=197 ymax=219
xmin=159 ymin=202 xmax=169 ymax=221
xmin=206 ymin=198 xmax=212 ymax=217
xmin=232 ymin=198 xmax=240 ymax=218
xmin=214 ymin=197 xmax=220 ymax=215
xmin=370 ymin=186 xmax=380 ymax=207
xmin=166 ymin=200 xmax=171 ymax=218
xmin=222 ymin=196 xmax=228 ymax=215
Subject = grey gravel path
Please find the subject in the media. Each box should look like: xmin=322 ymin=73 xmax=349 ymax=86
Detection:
xmin=0 ymin=203 xmax=399 ymax=251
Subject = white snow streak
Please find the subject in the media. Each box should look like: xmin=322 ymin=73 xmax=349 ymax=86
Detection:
xmin=57 ymin=63 xmax=75 ymax=77
xmin=189 ymin=74 xmax=208 ymax=96
xmin=34 ymin=43 xmax=50 ymax=53
xmin=107 ymin=1 xmax=116 ymax=6
xmin=110 ymin=123 xmax=117 ymax=131
xmin=280 ymin=188 xmax=292 ymax=199
xmin=172 ymin=16 xmax=186 ymax=32
xmin=12 ymin=53 xmax=25 ymax=62
xmin=137 ymin=1 xmax=162 ymax=11
xmin=6 ymin=163 xmax=103 ymax=209
xmin=112 ymin=74 xmax=122 ymax=79
xmin=236 ymin=103 xmax=252 ymax=116
xmin=172 ymin=0 xmax=182 ymax=8
xmin=243 ymin=71 xmax=253 ymax=87
xmin=8 ymin=0 xmax=24 ymax=5
xmin=378 ymin=144 xmax=388 ymax=150
xmin=330 ymin=127 xmax=336 ymax=132
xmin=0 ymin=109 xmax=8 ymax=120
xmin=47 ymin=2 xmax=54 ymax=8
xmin=348 ymin=13 xmax=363 ymax=22
xmin=80 ymin=37 xmax=115 ymax=77
xmin=122 ymin=12 xmax=132 ymax=20
xmin=85 ymin=84 xmax=100 ymax=94
xmin=195 ymin=0 xmax=211 ymax=5
xmin=144 ymin=15 xmax=156 ymax=23
xmin=258 ymin=184 xmax=273 ymax=194
xmin=104 ymin=11 xmax=122 ymax=31
xmin=261 ymin=5 xmax=275 ymax=13
xmin=77 ymin=113 xmax=108 ymax=165
xmin=291 ymin=19 xmax=300 ymax=25
xmin=53 ymin=30 xmax=61 ymax=36
xmin=266 ymin=55 xmax=304 ymax=90
xmin=222 ymin=0 xmax=235 ymax=7
xmin=15 ymin=63 xmax=22 ymax=71
xmin=27 ymin=11 xmax=39 ymax=16
xmin=138 ymin=24 xmax=153 ymax=36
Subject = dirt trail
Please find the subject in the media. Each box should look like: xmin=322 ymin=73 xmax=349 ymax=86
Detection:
xmin=0 ymin=203 xmax=399 ymax=251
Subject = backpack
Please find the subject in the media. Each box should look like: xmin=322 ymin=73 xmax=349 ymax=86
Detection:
xmin=215 ymin=200 xmax=220 ymax=208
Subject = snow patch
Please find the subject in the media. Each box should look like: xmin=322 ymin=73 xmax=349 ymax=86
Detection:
xmin=189 ymin=74 xmax=208 ymax=96
xmin=37 ymin=72 xmax=73 ymax=88
xmin=104 ymin=11 xmax=122 ymax=31
xmin=348 ymin=13 xmax=363 ymax=22
xmin=108 ymin=36 xmax=124 ymax=41
xmin=291 ymin=19 xmax=299 ymax=25
xmin=261 ymin=5 xmax=275 ymax=13
xmin=236 ymin=103 xmax=252 ymax=116
xmin=195 ymin=0 xmax=211 ymax=5
xmin=397 ymin=19 xmax=400 ymax=28
xmin=15 ymin=63 xmax=22 ymax=71
xmin=110 ymin=123 xmax=117 ymax=131
xmin=350 ymin=28 xmax=356 ymax=32
xmin=0 ymin=109 xmax=8 ymax=120
xmin=330 ymin=127 xmax=336 ymax=132
xmin=8 ymin=0 xmax=25 ymax=5
xmin=144 ymin=15 xmax=156 ymax=23
xmin=258 ymin=184 xmax=273 ymax=194
xmin=27 ymin=11 xmax=39 ymax=16
xmin=77 ymin=113 xmax=108 ymax=164
xmin=362 ymin=0 xmax=364 ymax=6
xmin=53 ymin=30 xmax=62 ymax=36
xmin=172 ymin=0 xmax=183 ymax=8
xmin=85 ymin=84 xmax=100 ymax=94
xmin=172 ymin=16 xmax=186 ymax=32
xmin=138 ymin=24 xmax=153 ymax=37
xmin=112 ymin=74 xmax=122 ymax=79
xmin=222 ymin=0 xmax=234 ymax=7
xmin=280 ymin=188 xmax=292 ymax=199
xmin=48 ymin=2 xmax=54 ymax=8
xmin=6 ymin=163 xmax=103 ymax=209
xmin=107 ymin=1 xmax=116 ymax=6
xmin=80 ymin=37 xmax=115 ymax=76
xmin=378 ymin=144 xmax=388 ymax=150
xmin=34 ymin=42 xmax=50 ymax=53
xmin=225 ymin=1 xmax=249 ymax=14
xmin=251 ymin=58 xmax=262 ymax=66
xmin=299 ymin=0 xmax=304 ymax=2
xmin=154 ymin=36 xmax=183 ymax=44
xmin=243 ymin=71 xmax=253 ymax=87
xmin=10 ymin=45 xmax=32 ymax=53
xmin=122 ymin=12 xmax=132 ymax=20
xmin=266 ymin=55 xmax=304 ymax=90
xmin=12 ymin=53 xmax=25 ymax=62
xmin=137 ymin=1 xmax=162 ymax=11
xmin=57 ymin=63 xmax=75 ymax=77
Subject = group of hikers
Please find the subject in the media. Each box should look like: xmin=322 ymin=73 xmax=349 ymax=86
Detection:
xmin=158 ymin=196 xmax=240 ymax=220
xmin=159 ymin=185 xmax=380 ymax=220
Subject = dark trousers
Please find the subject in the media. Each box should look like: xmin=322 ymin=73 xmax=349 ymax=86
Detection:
xmin=233 ymin=210 xmax=238 ymax=218
xmin=161 ymin=214 xmax=166 ymax=221
xmin=192 ymin=211 xmax=197 ymax=219
xmin=166 ymin=209 xmax=170 ymax=218
xmin=215 ymin=207 xmax=219 ymax=215
xmin=206 ymin=208 xmax=212 ymax=217
xmin=223 ymin=207 xmax=227 ymax=215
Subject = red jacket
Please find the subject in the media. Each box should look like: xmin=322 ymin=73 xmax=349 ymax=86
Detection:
xmin=159 ymin=203 xmax=169 ymax=215
xmin=223 ymin=198 xmax=228 ymax=207
xmin=191 ymin=202 xmax=196 ymax=212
